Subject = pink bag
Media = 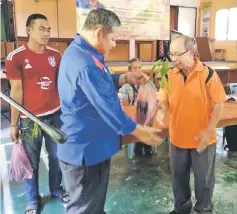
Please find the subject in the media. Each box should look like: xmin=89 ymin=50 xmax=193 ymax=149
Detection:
xmin=9 ymin=143 xmax=33 ymax=182
xmin=136 ymin=84 xmax=157 ymax=126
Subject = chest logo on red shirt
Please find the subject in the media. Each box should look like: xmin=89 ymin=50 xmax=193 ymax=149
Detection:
xmin=24 ymin=59 xmax=32 ymax=69
xmin=48 ymin=56 xmax=56 ymax=67
xmin=37 ymin=77 xmax=53 ymax=90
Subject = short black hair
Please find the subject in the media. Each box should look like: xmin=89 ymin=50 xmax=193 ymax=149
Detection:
xmin=83 ymin=8 xmax=121 ymax=34
xmin=26 ymin=13 xmax=48 ymax=27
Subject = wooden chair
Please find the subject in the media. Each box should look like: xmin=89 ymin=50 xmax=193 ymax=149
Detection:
xmin=5 ymin=42 xmax=15 ymax=56
xmin=1 ymin=42 xmax=6 ymax=62
xmin=16 ymin=40 xmax=26 ymax=48
xmin=47 ymin=42 xmax=60 ymax=51
xmin=58 ymin=42 xmax=68 ymax=54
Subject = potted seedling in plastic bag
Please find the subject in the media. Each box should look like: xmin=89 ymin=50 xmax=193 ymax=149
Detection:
xmin=136 ymin=58 xmax=174 ymax=127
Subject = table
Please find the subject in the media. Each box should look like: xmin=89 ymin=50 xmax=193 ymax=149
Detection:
xmin=123 ymin=97 xmax=237 ymax=138
xmin=216 ymin=68 xmax=237 ymax=85
xmin=122 ymin=97 xmax=237 ymax=158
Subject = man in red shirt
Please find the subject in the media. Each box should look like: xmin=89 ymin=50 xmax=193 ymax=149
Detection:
xmin=6 ymin=14 xmax=69 ymax=214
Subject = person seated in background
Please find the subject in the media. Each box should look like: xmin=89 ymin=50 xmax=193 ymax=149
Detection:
xmin=119 ymin=58 xmax=154 ymax=157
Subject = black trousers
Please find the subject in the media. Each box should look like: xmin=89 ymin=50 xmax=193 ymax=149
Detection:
xmin=170 ymin=143 xmax=216 ymax=214
xmin=59 ymin=158 xmax=111 ymax=214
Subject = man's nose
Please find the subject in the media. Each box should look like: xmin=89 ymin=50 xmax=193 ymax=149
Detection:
xmin=170 ymin=55 xmax=176 ymax=62
xmin=135 ymin=67 xmax=141 ymax=72
xmin=44 ymin=31 xmax=50 ymax=37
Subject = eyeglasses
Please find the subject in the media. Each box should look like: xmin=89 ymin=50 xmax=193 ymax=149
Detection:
xmin=169 ymin=49 xmax=189 ymax=57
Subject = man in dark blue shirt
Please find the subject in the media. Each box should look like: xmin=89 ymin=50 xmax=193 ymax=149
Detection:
xmin=57 ymin=8 xmax=163 ymax=214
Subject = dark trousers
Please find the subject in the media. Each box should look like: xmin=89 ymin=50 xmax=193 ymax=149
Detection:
xmin=20 ymin=111 xmax=63 ymax=205
xmin=60 ymin=158 xmax=111 ymax=214
xmin=170 ymin=143 xmax=216 ymax=214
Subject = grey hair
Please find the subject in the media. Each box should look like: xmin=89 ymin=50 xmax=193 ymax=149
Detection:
xmin=83 ymin=8 xmax=121 ymax=34
xmin=128 ymin=58 xmax=142 ymax=69
xmin=175 ymin=35 xmax=199 ymax=58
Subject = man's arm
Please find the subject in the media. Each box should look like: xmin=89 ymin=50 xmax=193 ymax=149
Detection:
xmin=196 ymin=71 xmax=226 ymax=153
xmin=5 ymin=52 xmax=23 ymax=142
xmin=122 ymin=125 xmax=164 ymax=146
xmin=113 ymin=72 xmax=149 ymax=87
xmin=156 ymin=100 xmax=169 ymax=126
xmin=111 ymin=74 xmax=121 ymax=89
xmin=195 ymin=102 xmax=224 ymax=153
xmin=156 ymin=86 xmax=169 ymax=126
xmin=79 ymin=66 xmax=136 ymax=135
xmin=10 ymin=80 xmax=23 ymax=125
xmin=79 ymin=65 xmax=164 ymax=145
xmin=207 ymin=102 xmax=224 ymax=132
xmin=9 ymin=80 xmax=23 ymax=142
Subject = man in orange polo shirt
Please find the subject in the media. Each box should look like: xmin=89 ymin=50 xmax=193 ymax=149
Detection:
xmin=158 ymin=35 xmax=226 ymax=214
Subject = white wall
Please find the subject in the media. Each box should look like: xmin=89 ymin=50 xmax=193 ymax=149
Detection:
xmin=170 ymin=0 xmax=200 ymax=8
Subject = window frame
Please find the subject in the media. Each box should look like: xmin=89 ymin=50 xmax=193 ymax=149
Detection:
xmin=215 ymin=7 xmax=237 ymax=41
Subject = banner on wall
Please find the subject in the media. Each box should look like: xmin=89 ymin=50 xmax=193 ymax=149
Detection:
xmin=200 ymin=2 xmax=212 ymax=37
xmin=76 ymin=0 xmax=170 ymax=40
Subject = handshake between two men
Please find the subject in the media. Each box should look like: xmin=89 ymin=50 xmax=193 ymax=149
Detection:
xmin=122 ymin=125 xmax=165 ymax=147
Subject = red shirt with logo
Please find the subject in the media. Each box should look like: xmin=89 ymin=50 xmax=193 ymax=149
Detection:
xmin=6 ymin=44 xmax=61 ymax=118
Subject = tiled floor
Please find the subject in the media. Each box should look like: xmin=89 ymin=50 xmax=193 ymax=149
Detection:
xmin=1 ymin=113 xmax=237 ymax=214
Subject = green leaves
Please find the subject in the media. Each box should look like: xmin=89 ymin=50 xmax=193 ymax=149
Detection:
xmin=149 ymin=58 xmax=174 ymax=93
xmin=32 ymin=123 xmax=41 ymax=140
xmin=160 ymin=59 xmax=169 ymax=76
xmin=22 ymin=120 xmax=42 ymax=143
xmin=151 ymin=60 xmax=163 ymax=72
xmin=168 ymin=65 xmax=175 ymax=69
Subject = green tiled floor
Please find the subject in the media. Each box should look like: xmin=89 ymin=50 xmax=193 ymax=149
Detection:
xmin=1 ymin=114 xmax=237 ymax=214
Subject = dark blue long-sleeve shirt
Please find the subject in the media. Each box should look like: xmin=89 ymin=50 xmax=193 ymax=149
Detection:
xmin=57 ymin=35 xmax=136 ymax=166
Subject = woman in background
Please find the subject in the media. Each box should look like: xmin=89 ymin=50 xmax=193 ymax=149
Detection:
xmin=119 ymin=58 xmax=154 ymax=156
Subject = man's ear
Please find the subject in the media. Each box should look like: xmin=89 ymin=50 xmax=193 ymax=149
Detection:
xmin=189 ymin=49 xmax=195 ymax=57
xmin=94 ymin=27 xmax=104 ymax=43
xmin=26 ymin=26 xmax=30 ymax=37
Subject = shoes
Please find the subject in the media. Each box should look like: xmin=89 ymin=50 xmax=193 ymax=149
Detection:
xmin=134 ymin=143 xmax=154 ymax=157
xmin=144 ymin=145 xmax=154 ymax=156
xmin=134 ymin=143 xmax=143 ymax=156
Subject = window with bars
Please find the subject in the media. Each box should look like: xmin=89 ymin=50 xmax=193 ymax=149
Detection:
xmin=215 ymin=7 xmax=237 ymax=41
